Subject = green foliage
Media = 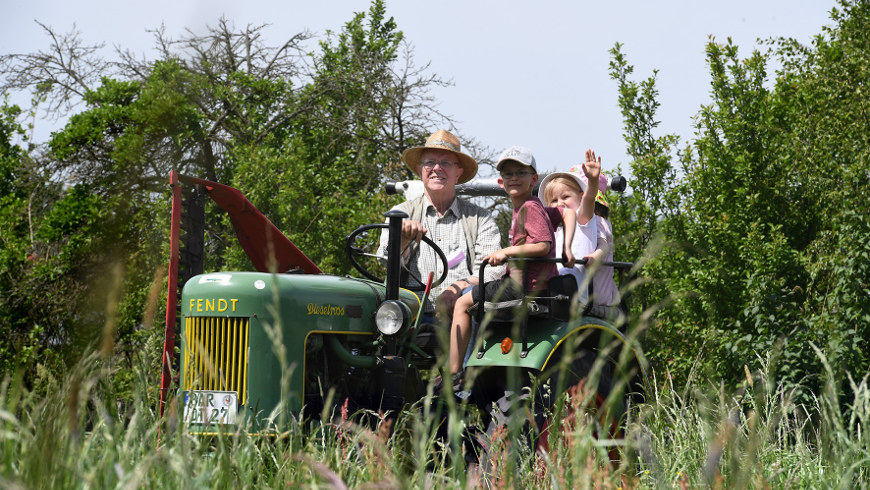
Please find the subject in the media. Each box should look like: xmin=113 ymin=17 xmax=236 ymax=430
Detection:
xmin=0 ymin=102 xmax=25 ymax=194
xmin=3 ymin=0 xmax=868 ymax=438
xmin=610 ymin=0 xmax=870 ymax=398
xmin=631 ymin=355 xmax=870 ymax=488
xmin=229 ymin=0 xmax=422 ymax=272
xmin=0 ymin=164 xmax=163 ymax=388
xmin=608 ymin=43 xmax=681 ymax=316
xmin=0 ymin=101 xmax=68 ymax=386
xmin=0 ymin=0 xmax=447 ymax=388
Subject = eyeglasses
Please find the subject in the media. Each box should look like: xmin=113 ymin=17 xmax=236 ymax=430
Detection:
xmin=421 ymin=160 xmax=457 ymax=170
xmin=500 ymin=170 xmax=533 ymax=179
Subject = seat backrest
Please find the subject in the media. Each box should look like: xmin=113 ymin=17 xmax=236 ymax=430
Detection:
xmin=547 ymin=274 xmax=578 ymax=321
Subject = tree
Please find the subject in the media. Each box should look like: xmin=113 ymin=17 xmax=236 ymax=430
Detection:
xmin=608 ymin=43 xmax=681 ymax=317
xmin=613 ymin=0 xmax=870 ymax=393
xmin=0 ymin=101 xmax=89 ymax=384
xmin=0 ymin=1 xmax=456 ymax=385
xmin=228 ymin=0 xmax=455 ymax=272
xmin=771 ymin=0 xmax=870 ymax=384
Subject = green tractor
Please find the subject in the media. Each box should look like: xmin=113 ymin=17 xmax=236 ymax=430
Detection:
xmin=159 ymin=171 xmax=650 ymax=453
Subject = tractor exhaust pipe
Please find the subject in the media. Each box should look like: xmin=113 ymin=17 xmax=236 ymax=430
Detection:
xmin=384 ymin=209 xmax=406 ymax=301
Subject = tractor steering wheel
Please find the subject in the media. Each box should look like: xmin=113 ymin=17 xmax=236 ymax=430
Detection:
xmin=345 ymin=223 xmax=449 ymax=292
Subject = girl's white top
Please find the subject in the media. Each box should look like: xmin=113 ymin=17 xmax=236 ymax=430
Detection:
xmin=554 ymin=214 xmax=621 ymax=306
xmin=554 ymin=216 xmax=597 ymax=303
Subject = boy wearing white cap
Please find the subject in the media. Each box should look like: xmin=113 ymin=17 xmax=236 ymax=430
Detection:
xmin=444 ymin=146 xmax=572 ymax=384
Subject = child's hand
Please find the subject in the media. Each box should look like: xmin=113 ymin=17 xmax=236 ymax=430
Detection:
xmin=563 ymin=247 xmax=575 ymax=268
xmin=484 ymin=250 xmax=509 ymax=267
xmin=583 ymin=149 xmax=601 ymax=182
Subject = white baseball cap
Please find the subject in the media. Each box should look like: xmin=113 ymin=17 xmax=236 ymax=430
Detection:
xmin=496 ymin=146 xmax=537 ymax=172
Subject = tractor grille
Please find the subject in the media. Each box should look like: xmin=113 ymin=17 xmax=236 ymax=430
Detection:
xmin=183 ymin=316 xmax=250 ymax=404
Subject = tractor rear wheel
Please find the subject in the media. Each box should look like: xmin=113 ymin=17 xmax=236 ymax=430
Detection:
xmin=536 ymin=348 xmax=624 ymax=462
xmin=472 ymin=349 xmax=625 ymax=474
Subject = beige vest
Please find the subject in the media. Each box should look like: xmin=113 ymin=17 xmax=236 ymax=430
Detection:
xmin=396 ymin=194 xmax=486 ymax=275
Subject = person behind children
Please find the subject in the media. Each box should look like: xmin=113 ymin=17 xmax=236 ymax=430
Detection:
xmin=580 ymin=172 xmax=622 ymax=319
xmin=538 ymin=150 xmax=602 ymax=303
xmin=377 ymin=129 xmax=505 ymax=319
xmin=446 ymin=146 xmax=559 ymax=380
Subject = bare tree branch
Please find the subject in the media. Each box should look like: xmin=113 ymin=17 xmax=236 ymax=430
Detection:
xmin=0 ymin=21 xmax=112 ymax=119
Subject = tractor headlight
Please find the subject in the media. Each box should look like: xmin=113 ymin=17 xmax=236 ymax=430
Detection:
xmin=375 ymin=300 xmax=410 ymax=336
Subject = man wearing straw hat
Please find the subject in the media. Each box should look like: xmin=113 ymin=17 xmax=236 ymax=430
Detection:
xmin=378 ymin=129 xmax=504 ymax=320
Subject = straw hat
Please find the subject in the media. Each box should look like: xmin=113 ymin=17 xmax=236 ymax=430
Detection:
xmin=401 ymin=129 xmax=478 ymax=184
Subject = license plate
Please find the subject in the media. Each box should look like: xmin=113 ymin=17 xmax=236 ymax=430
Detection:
xmin=183 ymin=390 xmax=238 ymax=426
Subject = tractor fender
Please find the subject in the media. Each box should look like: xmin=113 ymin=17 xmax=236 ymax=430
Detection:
xmin=541 ymin=322 xmax=651 ymax=398
xmin=465 ymin=317 xmax=651 ymax=397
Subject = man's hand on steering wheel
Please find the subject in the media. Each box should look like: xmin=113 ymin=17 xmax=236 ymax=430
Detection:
xmin=345 ymin=222 xmax=448 ymax=292
xmin=400 ymin=220 xmax=427 ymax=256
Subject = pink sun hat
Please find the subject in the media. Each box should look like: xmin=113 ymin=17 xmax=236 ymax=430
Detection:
xmin=537 ymin=164 xmax=610 ymax=201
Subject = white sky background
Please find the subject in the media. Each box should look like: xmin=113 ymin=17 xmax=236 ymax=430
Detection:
xmin=2 ymin=0 xmax=839 ymax=179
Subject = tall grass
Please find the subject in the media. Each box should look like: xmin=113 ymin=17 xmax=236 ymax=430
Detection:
xmin=628 ymin=350 xmax=869 ymax=488
xmin=1 ymin=342 xmax=867 ymax=488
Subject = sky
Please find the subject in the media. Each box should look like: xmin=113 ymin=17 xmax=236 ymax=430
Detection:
xmin=2 ymin=0 xmax=840 ymax=179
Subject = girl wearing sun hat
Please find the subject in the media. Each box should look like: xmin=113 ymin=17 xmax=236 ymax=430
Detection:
xmin=538 ymin=151 xmax=601 ymax=303
xmin=539 ymin=151 xmax=621 ymax=316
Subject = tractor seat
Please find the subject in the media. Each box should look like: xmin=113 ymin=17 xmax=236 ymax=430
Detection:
xmin=466 ymin=298 xmax=550 ymax=323
xmin=465 ymin=274 xmax=626 ymax=323
xmin=547 ymin=274 xmax=626 ymax=322
xmin=467 ymin=274 xmax=579 ymax=322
